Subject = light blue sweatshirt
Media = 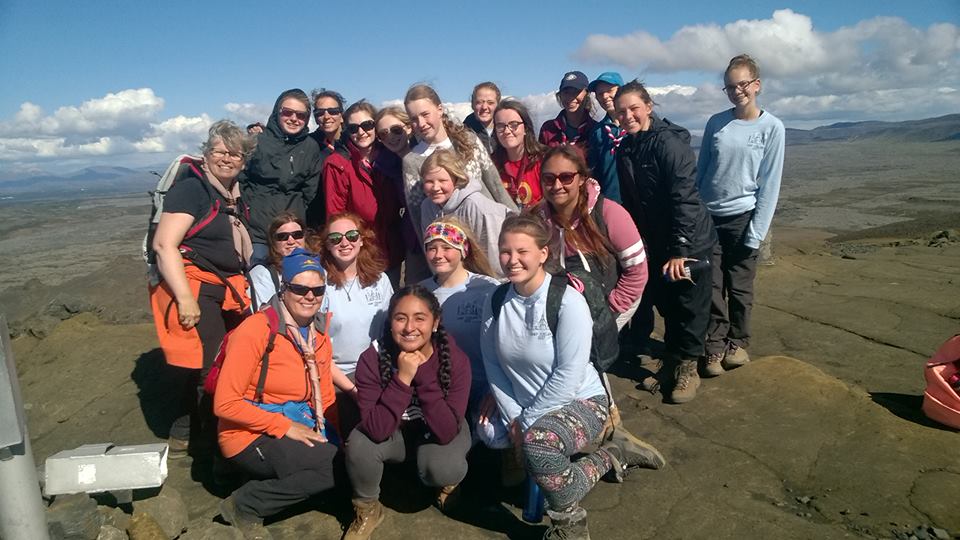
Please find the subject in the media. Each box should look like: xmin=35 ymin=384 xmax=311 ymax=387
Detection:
xmin=696 ymin=109 xmax=785 ymax=249
xmin=480 ymin=273 xmax=605 ymax=431
xmin=320 ymin=273 xmax=393 ymax=375
xmin=420 ymin=272 xmax=499 ymax=391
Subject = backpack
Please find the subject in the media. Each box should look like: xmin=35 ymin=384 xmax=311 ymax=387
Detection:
xmin=204 ymin=306 xmax=281 ymax=399
xmin=922 ymin=334 xmax=960 ymax=429
xmin=491 ymin=272 xmax=620 ymax=373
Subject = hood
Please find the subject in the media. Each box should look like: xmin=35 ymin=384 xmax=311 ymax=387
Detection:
xmin=442 ymin=174 xmax=482 ymax=212
xmin=265 ymin=89 xmax=311 ymax=144
xmin=537 ymin=178 xmax=602 ymax=229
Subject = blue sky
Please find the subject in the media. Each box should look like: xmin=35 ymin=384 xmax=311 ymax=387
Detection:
xmin=0 ymin=0 xmax=957 ymax=173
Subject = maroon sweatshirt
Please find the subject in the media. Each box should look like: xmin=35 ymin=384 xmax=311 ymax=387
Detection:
xmin=355 ymin=334 xmax=471 ymax=445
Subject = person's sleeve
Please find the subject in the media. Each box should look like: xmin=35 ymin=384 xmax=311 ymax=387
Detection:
xmin=660 ymin=137 xmax=703 ymax=259
xmin=323 ymin=158 xmax=350 ymax=216
xmin=538 ymin=121 xmax=551 ymax=146
xmin=695 ymin=117 xmax=717 ymax=193
xmin=161 ymin=179 xmax=204 ymax=218
xmin=518 ymin=287 xmax=592 ymax=430
xmin=480 ymin=294 xmax=523 ymax=423
xmin=476 ymin=141 xmax=519 ymax=212
xmin=602 ymin=200 xmax=648 ymax=313
xmin=248 ymin=265 xmax=277 ymax=311
xmin=213 ymin=316 xmax=292 ymax=438
xmin=615 ymin=142 xmax=639 ymax=221
xmin=401 ymin=157 xmax=425 ymax=243
xmin=355 ymin=346 xmax=413 ymax=443
xmin=745 ymin=120 xmax=785 ymax=249
xmin=415 ymin=336 xmax=471 ymax=445
xmin=367 ymin=276 xmax=394 ymax=343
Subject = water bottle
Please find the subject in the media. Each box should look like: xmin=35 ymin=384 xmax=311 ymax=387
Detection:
xmin=522 ymin=475 xmax=546 ymax=523
xmin=663 ymin=258 xmax=711 ymax=282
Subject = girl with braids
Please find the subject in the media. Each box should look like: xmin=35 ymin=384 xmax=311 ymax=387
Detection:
xmin=401 ymin=83 xmax=518 ymax=282
xmin=533 ymin=145 xmax=648 ymax=330
xmin=480 ymin=214 xmax=664 ymax=540
xmin=344 ymin=286 xmax=472 ymax=539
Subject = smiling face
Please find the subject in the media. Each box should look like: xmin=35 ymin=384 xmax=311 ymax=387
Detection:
xmin=724 ymin=66 xmax=760 ymax=108
xmin=472 ymin=88 xmax=498 ymax=126
xmin=406 ymin=98 xmax=445 ymax=144
xmin=615 ymin=92 xmax=654 ymax=135
xmin=273 ymin=221 xmax=305 ymax=257
xmin=494 ymin=108 xmax=525 ymax=153
xmin=593 ymin=81 xmax=619 ymax=116
xmin=425 ymin=239 xmax=464 ymax=277
xmin=278 ymin=97 xmax=309 ymax=136
xmin=282 ymin=270 xmax=324 ymax=324
xmin=422 ymin=166 xmax=456 ymax=206
xmin=499 ymin=231 xmax=548 ymax=287
xmin=559 ymin=87 xmax=587 ymax=114
xmin=314 ymin=96 xmax=343 ymax=138
xmin=540 ymin=153 xmax=584 ymax=213
xmin=376 ymin=114 xmax=412 ymax=155
xmin=325 ymin=217 xmax=363 ymax=269
xmin=390 ymin=294 xmax=438 ymax=353
xmin=346 ymin=110 xmax=376 ymax=150
xmin=204 ymin=139 xmax=245 ymax=182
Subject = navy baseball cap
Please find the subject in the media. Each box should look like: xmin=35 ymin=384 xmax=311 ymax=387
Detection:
xmin=558 ymin=71 xmax=589 ymax=91
xmin=282 ymin=247 xmax=325 ymax=283
xmin=588 ymin=71 xmax=625 ymax=92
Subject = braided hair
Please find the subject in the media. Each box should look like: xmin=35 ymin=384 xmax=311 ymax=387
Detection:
xmin=377 ymin=285 xmax=452 ymax=398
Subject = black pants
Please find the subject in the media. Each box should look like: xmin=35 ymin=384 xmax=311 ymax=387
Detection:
xmin=632 ymin=250 xmax=713 ymax=360
xmin=169 ymin=282 xmax=244 ymax=447
xmin=229 ymin=434 xmax=338 ymax=518
xmin=705 ymin=211 xmax=759 ymax=355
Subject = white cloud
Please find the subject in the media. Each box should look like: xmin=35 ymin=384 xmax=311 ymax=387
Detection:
xmin=224 ymin=102 xmax=272 ymax=127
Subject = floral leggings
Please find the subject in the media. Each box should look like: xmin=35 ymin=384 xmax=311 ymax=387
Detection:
xmin=523 ymin=395 xmax=613 ymax=512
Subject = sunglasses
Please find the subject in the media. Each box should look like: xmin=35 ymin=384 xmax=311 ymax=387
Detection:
xmin=273 ymin=230 xmax=305 ymax=242
xmin=313 ymin=107 xmax=342 ymax=118
xmin=541 ymin=172 xmax=579 ymax=186
xmin=279 ymin=107 xmax=309 ymax=122
xmin=377 ymin=125 xmax=407 ymax=139
xmin=285 ymin=283 xmax=326 ymax=297
xmin=347 ymin=120 xmax=376 ymax=134
xmin=494 ymin=121 xmax=524 ymax=133
xmin=327 ymin=229 xmax=361 ymax=244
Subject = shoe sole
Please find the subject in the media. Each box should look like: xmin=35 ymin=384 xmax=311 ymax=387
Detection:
xmin=345 ymin=511 xmax=385 ymax=540
xmin=612 ymin=430 xmax=666 ymax=470
xmin=721 ymin=358 xmax=750 ymax=370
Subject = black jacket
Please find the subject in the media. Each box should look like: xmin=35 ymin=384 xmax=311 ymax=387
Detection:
xmin=240 ymin=90 xmax=324 ymax=243
xmin=615 ymin=115 xmax=716 ymax=261
xmin=463 ymin=113 xmax=498 ymax=155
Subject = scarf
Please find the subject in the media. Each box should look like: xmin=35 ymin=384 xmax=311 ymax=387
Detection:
xmin=202 ymin=163 xmax=253 ymax=266
xmin=277 ymin=300 xmax=326 ymax=434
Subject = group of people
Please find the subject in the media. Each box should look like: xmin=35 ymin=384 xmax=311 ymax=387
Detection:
xmin=147 ymin=53 xmax=784 ymax=540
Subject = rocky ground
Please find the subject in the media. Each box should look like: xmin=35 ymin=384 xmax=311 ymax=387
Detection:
xmin=1 ymin=140 xmax=958 ymax=539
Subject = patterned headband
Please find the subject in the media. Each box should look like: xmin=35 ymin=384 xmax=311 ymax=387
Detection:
xmin=423 ymin=221 xmax=469 ymax=255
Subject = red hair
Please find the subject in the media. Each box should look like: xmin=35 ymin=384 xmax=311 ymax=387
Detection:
xmin=310 ymin=212 xmax=386 ymax=288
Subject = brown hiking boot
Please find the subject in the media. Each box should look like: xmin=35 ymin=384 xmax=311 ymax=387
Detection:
xmin=436 ymin=484 xmax=461 ymax=513
xmin=701 ymin=352 xmax=725 ymax=378
xmin=601 ymin=428 xmax=666 ymax=482
xmin=722 ymin=344 xmax=750 ymax=370
xmin=167 ymin=436 xmax=189 ymax=460
xmin=343 ymin=498 xmax=384 ymax=540
xmin=219 ymin=495 xmax=273 ymax=540
xmin=544 ymin=506 xmax=590 ymax=540
xmin=670 ymin=359 xmax=700 ymax=404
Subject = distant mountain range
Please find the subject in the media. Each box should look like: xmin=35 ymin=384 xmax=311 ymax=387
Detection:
xmin=1 ymin=114 xmax=957 ymax=199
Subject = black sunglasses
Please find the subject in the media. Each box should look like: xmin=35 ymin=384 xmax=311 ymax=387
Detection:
xmin=273 ymin=230 xmax=305 ymax=242
xmin=347 ymin=120 xmax=376 ymax=134
xmin=327 ymin=229 xmax=361 ymax=244
xmin=541 ymin=172 xmax=579 ymax=186
xmin=279 ymin=107 xmax=309 ymax=122
xmin=285 ymin=283 xmax=326 ymax=297
xmin=313 ymin=107 xmax=342 ymax=118
xmin=377 ymin=125 xmax=407 ymax=138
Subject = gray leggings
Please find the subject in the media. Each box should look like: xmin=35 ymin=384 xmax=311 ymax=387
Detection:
xmin=345 ymin=418 xmax=472 ymax=500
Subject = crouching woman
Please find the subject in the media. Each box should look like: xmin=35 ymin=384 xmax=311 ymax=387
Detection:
xmin=344 ymin=286 xmax=472 ymax=539
xmin=213 ymin=248 xmax=339 ymax=537
xmin=481 ymin=215 xmax=663 ymax=539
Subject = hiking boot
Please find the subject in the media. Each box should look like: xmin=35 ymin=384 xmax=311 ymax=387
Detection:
xmin=219 ymin=495 xmax=273 ymax=540
xmin=669 ymin=359 xmax=700 ymax=404
xmin=544 ymin=506 xmax=590 ymax=540
xmin=435 ymin=483 xmax=461 ymax=513
xmin=501 ymin=447 xmax=526 ymax=488
xmin=701 ymin=352 xmax=725 ymax=378
xmin=722 ymin=344 xmax=751 ymax=370
xmin=167 ymin=436 xmax=189 ymax=460
xmin=601 ymin=428 xmax=666 ymax=482
xmin=343 ymin=498 xmax=384 ymax=540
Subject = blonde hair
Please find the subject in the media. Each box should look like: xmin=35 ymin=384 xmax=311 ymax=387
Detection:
xmin=374 ymin=105 xmax=411 ymax=127
xmin=429 ymin=216 xmax=496 ymax=278
xmin=420 ymin=149 xmax=469 ymax=190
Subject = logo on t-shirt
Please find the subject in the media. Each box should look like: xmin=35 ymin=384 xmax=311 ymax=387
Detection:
xmin=456 ymin=301 xmax=483 ymax=324
xmin=747 ymin=132 xmax=765 ymax=149
xmin=364 ymin=287 xmax=385 ymax=306
xmin=532 ymin=313 xmax=551 ymax=340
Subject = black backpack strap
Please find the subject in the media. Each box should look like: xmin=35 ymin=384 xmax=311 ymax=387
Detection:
xmin=545 ymin=274 xmax=568 ymax=336
xmin=491 ymin=283 xmax=510 ymax=321
xmin=246 ymin=268 xmax=259 ymax=313
xmin=269 ymin=266 xmax=280 ymax=292
xmin=255 ymin=306 xmax=281 ymax=403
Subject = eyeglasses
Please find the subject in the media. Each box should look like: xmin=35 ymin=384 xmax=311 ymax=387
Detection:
xmin=327 ymin=229 xmax=361 ymax=244
xmin=377 ymin=125 xmax=407 ymax=139
xmin=313 ymin=107 xmax=342 ymax=118
xmin=285 ymin=283 xmax=326 ymax=297
xmin=208 ymin=149 xmax=244 ymax=161
xmin=722 ymin=79 xmax=758 ymax=93
xmin=273 ymin=230 xmax=305 ymax=242
xmin=346 ymin=120 xmax=376 ymax=134
xmin=541 ymin=172 xmax=579 ymax=186
xmin=279 ymin=107 xmax=309 ymax=122
xmin=494 ymin=121 xmax=524 ymax=133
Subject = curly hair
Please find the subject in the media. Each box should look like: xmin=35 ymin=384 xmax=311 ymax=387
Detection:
xmin=311 ymin=212 xmax=385 ymax=288
xmin=377 ymin=285 xmax=452 ymax=397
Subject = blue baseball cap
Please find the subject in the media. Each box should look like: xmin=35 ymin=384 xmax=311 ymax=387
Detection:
xmin=588 ymin=72 xmax=625 ymax=92
xmin=282 ymin=247 xmax=325 ymax=283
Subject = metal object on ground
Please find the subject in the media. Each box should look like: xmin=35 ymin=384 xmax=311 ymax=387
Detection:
xmin=44 ymin=443 xmax=168 ymax=496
